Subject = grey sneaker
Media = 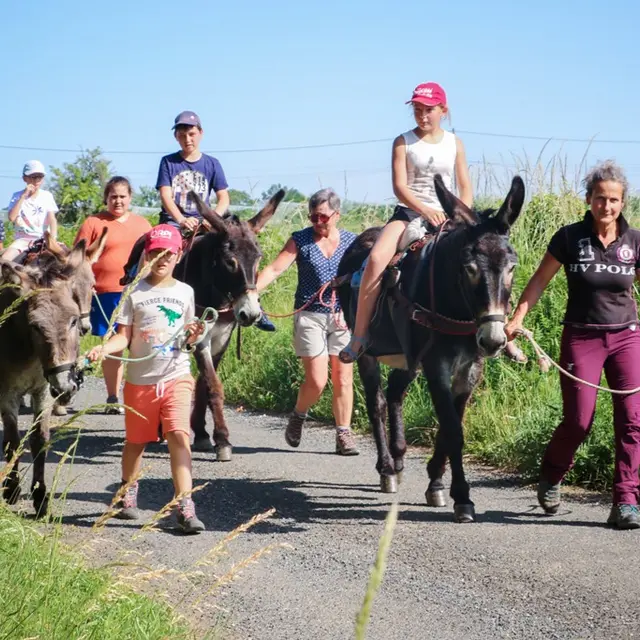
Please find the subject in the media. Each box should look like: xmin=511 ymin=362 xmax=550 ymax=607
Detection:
xmin=176 ymin=498 xmax=205 ymax=534
xmin=607 ymin=504 xmax=640 ymax=530
xmin=114 ymin=481 xmax=140 ymax=520
xmin=105 ymin=395 xmax=124 ymax=415
xmin=537 ymin=479 xmax=561 ymax=514
xmin=285 ymin=411 xmax=306 ymax=448
xmin=336 ymin=428 xmax=359 ymax=456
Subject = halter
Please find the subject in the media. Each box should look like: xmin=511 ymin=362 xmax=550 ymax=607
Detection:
xmin=44 ymin=360 xmax=84 ymax=389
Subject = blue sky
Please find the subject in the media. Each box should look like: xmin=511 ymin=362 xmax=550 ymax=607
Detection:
xmin=1 ymin=0 xmax=639 ymax=207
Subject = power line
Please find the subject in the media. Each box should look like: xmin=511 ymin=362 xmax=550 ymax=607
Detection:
xmin=1 ymin=129 xmax=640 ymax=156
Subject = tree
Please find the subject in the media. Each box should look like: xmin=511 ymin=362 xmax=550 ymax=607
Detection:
xmin=49 ymin=148 xmax=112 ymax=224
xmin=132 ymin=185 xmax=161 ymax=209
xmin=260 ymin=183 xmax=306 ymax=203
xmin=228 ymin=188 xmax=254 ymax=206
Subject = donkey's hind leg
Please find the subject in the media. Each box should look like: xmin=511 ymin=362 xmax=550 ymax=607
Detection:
xmin=1 ymin=400 xmax=21 ymax=504
xmin=387 ymin=368 xmax=416 ymax=482
xmin=357 ymin=354 xmax=396 ymax=492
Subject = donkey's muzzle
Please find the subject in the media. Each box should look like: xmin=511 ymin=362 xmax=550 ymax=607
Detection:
xmin=45 ymin=362 xmax=80 ymax=404
xmin=476 ymin=315 xmax=508 ymax=358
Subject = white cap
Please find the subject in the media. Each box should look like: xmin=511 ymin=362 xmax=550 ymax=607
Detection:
xmin=23 ymin=160 xmax=46 ymax=176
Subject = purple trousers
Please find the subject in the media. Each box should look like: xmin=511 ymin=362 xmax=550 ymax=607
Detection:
xmin=541 ymin=325 xmax=640 ymax=505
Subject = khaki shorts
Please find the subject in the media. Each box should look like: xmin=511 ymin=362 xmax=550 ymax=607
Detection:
xmin=294 ymin=311 xmax=351 ymax=358
xmin=6 ymin=237 xmax=36 ymax=254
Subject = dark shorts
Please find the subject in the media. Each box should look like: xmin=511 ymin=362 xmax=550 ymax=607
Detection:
xmin=90 ymin=292 xmax=122 ymax=337
xmin=388 ymin=205 xmax=421 ymax=224
xmin=158 ymin=213 xmax=203 ymax=229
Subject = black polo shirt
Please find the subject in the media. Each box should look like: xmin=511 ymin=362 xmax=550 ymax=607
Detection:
xmin=547 ymin=211 xmax=640 ymax=328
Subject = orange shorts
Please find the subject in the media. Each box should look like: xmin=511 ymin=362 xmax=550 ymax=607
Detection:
xmin=123 ymin=375 xmax=194 ymax=444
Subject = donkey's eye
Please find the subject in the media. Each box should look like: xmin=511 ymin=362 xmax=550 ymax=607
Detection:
xmin=464 ymin=263 xmax=479 ymax=278
xmin=227 ymin=257 xmax=239 ymax=272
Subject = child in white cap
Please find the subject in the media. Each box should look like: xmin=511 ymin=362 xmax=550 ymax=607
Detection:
xmin=3 ymin=160 xmax=59 ymax=261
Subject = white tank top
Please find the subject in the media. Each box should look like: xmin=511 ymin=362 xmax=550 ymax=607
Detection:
xmin=402 ymin=129 xmax=457 ymax=211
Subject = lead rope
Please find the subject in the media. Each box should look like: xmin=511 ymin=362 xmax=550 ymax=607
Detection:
xmin=517 ymin=328 xmax=640 ymax=396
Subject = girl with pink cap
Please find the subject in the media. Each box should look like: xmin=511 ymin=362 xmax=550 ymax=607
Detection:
xmin=339 ymin=82 xmax=473 ymax=362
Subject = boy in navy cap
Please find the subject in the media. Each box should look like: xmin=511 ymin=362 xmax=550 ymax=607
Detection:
xmin=156 ymin=111 xmax=230 ymax=232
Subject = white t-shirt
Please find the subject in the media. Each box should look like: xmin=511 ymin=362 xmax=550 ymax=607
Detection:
xmin=7 ymin=189 xmax=59 ymax=239
xmin=117 ymin=279 xmax=196 ymax=386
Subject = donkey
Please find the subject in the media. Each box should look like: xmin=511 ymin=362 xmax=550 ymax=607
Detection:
xmin=337 ymin=175 xmax=524 ymax=523
xmin=15 ymin=229 xmax=108 ymax=336
xmin=0 ymin=261 xmax=84 ymax=516
xmin=122 ymin=190 xmax=285 ymax=460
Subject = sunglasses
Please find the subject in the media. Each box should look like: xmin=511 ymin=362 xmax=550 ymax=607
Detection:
xmin=309 ymin=210 xmax=338 ymax=224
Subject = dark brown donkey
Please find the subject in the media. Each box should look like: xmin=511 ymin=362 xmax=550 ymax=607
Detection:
xmin=0 ymin=259 xmax=86 ymax=516
xmin=123 ymin=190 xmax=285 ymax=460
xmin=337 ymin=175 xmax=524 ymax=523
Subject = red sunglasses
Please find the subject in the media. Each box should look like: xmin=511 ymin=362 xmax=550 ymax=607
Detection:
xmin=309 ymin=210 xmax=338 ymax=224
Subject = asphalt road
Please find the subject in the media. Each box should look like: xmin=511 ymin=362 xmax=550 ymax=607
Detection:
xmin=9 ymin=377 xmax=640 ymax=640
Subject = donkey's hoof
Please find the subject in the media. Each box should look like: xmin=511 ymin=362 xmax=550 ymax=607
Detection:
xmin=425 ymin=488 xmax=447 ymax=507
xmin=33 ymin=492 xmax=50 ymax=519
xmin=3 ymin=482 xmax=21 ymax=505
xmin=192 ymin=437 xmax=215 ymax=452
xmin=216 ymin=445 xmax=232 ymax=462
xmin=453 ymin=504 xmax=476 ymax=523
xmin=396 ymin=471 xmax=403 ymax=485
xmin=33 ymin=496 xmax=49 ymax=518
xmin=52 ymin=403 xmax=68 ymax=417
xmin=379 ymin=475 xmax=398 ymax=493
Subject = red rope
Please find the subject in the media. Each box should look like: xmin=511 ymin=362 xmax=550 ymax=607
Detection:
xmin=262 ymin=280 xmax=348 ymax=329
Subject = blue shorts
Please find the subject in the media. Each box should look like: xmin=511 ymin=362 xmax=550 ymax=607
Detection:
xmin=90 ymin=292 xmax=122 ymax=337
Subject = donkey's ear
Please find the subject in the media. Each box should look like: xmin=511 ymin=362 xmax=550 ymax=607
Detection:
xmin=188 ymin=191 xmax=227 ymax=237
xmin=434 ymin=174 xmax=479 ymax=226
xmin=67 ymin=239 xmax=87 ymax=272
xmin=0 ymin=262 xmax=32 ymax=290
xmin=85 ymin=227 xmax=108 ymax=265
xmin=495 ymin=176 xmax=525 ymax=233
xmin=44 ymin=231 xmax=66 ymax=258
xmin=248 ymin=189 xmax=285 ymax=233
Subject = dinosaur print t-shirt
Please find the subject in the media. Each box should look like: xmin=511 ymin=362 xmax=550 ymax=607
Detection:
xmin=117 ymin=279 xmax=195 ymax=385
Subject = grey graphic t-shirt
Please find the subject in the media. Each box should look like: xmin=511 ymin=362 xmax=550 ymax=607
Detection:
xmin=117 ymin=279 xmax=195 ymax=385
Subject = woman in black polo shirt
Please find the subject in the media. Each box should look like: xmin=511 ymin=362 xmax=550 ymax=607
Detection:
xmin=506 ymin=160 xmax=640 ymax=530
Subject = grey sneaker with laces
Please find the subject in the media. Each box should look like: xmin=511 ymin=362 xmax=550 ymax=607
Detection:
xmin=607 ymin=504 xmax=640 ymax=530
xmin=114 ymin=481 xmax=140 ymax=520
xmin=285 ymin=411 xmax=306 ymax=448
xmin=176 ymin=497 xmax=205 ymax=534
xmin=537 ymin=478 xmax=561 ymax=514
xmin=335 ymin=428 xmax=359 ymax=456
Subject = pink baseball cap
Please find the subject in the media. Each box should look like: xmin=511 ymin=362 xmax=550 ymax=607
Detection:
xmin=406 ymin=82 xmax=447 ymax=106
xmin=144 ymin=224 xmax=182 ymax=254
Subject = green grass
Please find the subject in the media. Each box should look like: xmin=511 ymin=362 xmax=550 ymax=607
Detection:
xmin=0 ymin=504 xmax=193 ymax=640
